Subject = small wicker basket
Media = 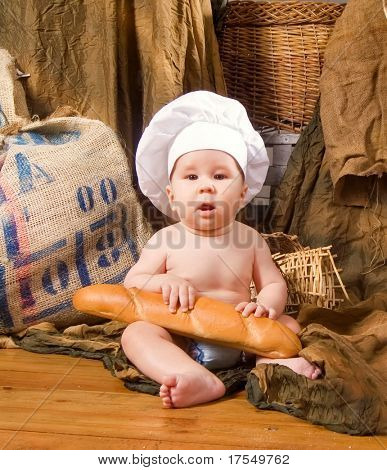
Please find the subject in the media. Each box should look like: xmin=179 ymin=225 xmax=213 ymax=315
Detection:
xmin=250 ymin=232 xmax=350 ymax=313
xmin=218 ymin=1 xmax=345 ymax=132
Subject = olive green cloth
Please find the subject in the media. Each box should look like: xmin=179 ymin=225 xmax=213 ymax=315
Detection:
xmin=247 ymin=293 xmax=387 ymax=436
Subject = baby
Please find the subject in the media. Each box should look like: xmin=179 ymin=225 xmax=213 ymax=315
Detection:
xmin=122 ymin=91 xmax=321 ymax=409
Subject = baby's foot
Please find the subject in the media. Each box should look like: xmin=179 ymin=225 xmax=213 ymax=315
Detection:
xmin=256 ymin=356 xmax=322 ymax=380
xmin=160 ymin=373 xmax=226 ymax=408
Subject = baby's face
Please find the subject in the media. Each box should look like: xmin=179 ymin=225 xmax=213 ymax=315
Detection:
xmin=165 ymin=150 xmax=248 ymax=232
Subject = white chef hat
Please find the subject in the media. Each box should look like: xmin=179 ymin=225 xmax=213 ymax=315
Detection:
xmin=135 ymin=91 xmax=269 ymax=221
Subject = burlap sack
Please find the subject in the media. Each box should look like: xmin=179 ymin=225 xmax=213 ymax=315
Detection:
xmin=0 ymin=49 xmax=30 ymax=127
xmin=0 ymin=51 xmax=153 ymax=334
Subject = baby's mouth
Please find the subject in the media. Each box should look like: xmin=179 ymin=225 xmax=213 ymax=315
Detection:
xmin=197 ymin=202 xmax=216 ymax=217
xmin=197 ymin=202 xmax=216 ymax=212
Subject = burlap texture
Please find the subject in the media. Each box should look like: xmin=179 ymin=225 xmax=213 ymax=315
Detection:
xmin=0 ymin=50 xmax=30 ymax=128
xmin=0 ymin=52 xmax=153 ymax=334
xmin=320 ymin=0 xmax=387 ymax=206
xmin=0 ymin=0 xmax=226 ymax=164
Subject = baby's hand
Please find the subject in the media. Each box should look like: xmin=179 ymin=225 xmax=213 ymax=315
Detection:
xmin=161 ymin=274 xmax=196 ymax=313
xmin=235 ymin=301 xmax=280 ymax=320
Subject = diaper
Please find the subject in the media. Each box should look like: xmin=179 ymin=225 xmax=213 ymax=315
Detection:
xmin=186 ymin=339 xmax=242 ymax=370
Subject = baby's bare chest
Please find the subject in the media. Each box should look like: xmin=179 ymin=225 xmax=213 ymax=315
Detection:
xmin=165 ymin=238 xmax=254 ymax=292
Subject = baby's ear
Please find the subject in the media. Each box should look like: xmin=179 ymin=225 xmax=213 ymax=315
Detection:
xmin=165 ymin=184 xmax=174 ymax=203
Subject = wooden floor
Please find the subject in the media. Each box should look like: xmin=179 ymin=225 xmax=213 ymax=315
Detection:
xmin=0 ymin=349 xmax=385 ymax=450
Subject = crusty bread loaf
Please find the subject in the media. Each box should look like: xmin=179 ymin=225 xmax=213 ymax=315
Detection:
xmin=72 ymin=284 xmax=302 ymax=359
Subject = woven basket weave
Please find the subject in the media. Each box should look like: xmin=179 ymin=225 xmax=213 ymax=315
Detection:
xmin=250 ymin=232 xmax=350 ymax=312
xmin=218 ymin=1 xmax=345 ymax=132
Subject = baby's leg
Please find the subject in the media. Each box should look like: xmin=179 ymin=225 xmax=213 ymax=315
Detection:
xmin=256 ymin=315 xmax=322 ymax=380
xmin=121 ymin=321 xmax=225 ymax=408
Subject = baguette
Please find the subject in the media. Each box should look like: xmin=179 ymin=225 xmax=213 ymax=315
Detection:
xmin=72 ymin=284 xmax=302 ymax=359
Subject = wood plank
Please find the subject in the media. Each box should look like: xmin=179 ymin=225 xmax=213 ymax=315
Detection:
xmin=0 ymin=387 xmax=309 ymax=425
xmin=0 ymin=429 xmax=250 ymax=450
xmin=1 ymin=350 xmax=385 ymax=450
xmin=1 ymin=369 xmax=126 ymax=393
xmin=1 ymin=387 xmax=385 ymax=450
xmin=0 ymin=430 xmax=17 ymax=448
xmin=0 ymin=349 xmax=101 ymax=373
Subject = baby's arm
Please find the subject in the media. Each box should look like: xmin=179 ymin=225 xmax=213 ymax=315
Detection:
xmin=236 ymin=233 xmax=287 ymax=320
xmin=124 ymin=230 xmax=196 ymax=312
xmin=252 ymin=233 xmax=287 ymax=318
xmin=123 ymin=231 xmax=168 ymax=293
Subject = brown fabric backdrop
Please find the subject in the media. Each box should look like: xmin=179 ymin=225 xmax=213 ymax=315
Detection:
xmin=320 ymin=0 xmax=387 ymax=207
xmin=0 ymin=0 xmax=226 ymax=170
xmin=266 ymin=102 xmax=387 ymax=301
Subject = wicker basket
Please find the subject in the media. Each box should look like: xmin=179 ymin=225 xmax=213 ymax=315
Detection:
xmin=250 ymin=232 xmax=350 ymax=312
xmin=218 ymin=1 xmax=345 ymax=132
xmin=262 ymin=231 xmax=304 ymax=254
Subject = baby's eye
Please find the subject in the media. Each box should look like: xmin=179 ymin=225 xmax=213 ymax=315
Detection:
xmin=186 ymin=174 xmax=198 ymax=180
xmin=214 ymin=174 xmax=227 ymax=180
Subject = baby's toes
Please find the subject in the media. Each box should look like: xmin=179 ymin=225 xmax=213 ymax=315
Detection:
xmin=311 ymin=365 xmax=322 ymax=380
xmin=159 ymin=384 xmax=170 ymax=397
xmin=305 ymin=364 xmax=321 ymax=380
xmin=161 ymin=395 xmax=174 ymax=408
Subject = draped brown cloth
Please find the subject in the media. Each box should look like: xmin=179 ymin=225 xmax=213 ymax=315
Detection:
xmin=266 ymin=102 xmax=387 ymax=301
xmin=0 ymin=0 xmax=226 ymax=166
xmin=319 ymin=0 xmax=387 ymax=207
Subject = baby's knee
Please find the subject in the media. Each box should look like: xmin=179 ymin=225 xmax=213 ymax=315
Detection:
xmin=278 ymin=315 xmax=301 ymax=334
xmin=121 ymin=321 xmax=152 ymax=357
xmin=121 ymin=320 xmax=171 ymax=345
xmin=122 ymin=321 xmax=151 ymax=341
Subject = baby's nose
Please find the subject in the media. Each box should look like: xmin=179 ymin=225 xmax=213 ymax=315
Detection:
xmin=198 ymin=180 xmax=215 ymax=193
